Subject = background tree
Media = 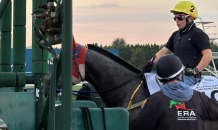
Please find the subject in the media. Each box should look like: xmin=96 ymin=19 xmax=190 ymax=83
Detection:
xmin=129 ymin=48 xmax=145 ymax=70
xmin=112 ymin=37 xmax=126 ymax=46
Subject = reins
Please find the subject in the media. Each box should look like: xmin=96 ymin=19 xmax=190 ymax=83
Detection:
xmin=96 ymin=72 xmax=144 ymax=93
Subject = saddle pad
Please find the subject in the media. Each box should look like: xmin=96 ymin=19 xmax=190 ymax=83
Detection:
xmin=144 ymin=73 xmax=161 ymax=95
xmin=190 ymin=76 xmax=218 ymax=100
xmin=144 ymin=73 xmax=218 ymax=100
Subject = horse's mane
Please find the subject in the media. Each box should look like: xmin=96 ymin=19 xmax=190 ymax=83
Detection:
xmin=88 ymin=44 xmax=142 ymax=73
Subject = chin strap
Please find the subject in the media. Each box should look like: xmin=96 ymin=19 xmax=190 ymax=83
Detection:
xmin=181 ymin=20 xmax=194 ymax=32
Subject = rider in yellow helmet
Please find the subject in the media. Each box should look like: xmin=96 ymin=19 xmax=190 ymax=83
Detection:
xmin=152 ymin=1 xmax=212 ymax=86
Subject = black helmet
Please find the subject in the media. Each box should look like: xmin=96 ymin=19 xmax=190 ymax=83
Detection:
xmin=156 ymin=55 xmax=184 ymax=82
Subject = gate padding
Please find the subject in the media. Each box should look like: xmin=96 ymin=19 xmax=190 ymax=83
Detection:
xmin=55 ymin=100 xmax=97 ymax=108
xmin=55 ymin=107 xmax=129 ymax=130
xmin=0 ymin=92 xmax=35 ymax=130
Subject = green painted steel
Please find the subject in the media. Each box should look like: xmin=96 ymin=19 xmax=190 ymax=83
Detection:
xmin=55 ymin=100 xmax=98 ymax=108
xmin=62 ymin=0 xmax=73 ymax=129
xmin=0 ymin=88 xmax=15 ymax=92
xmin=13 ymin=0 xmax=26 ymax=92
xmin=38 ymin=95 xmax=50 ymax=129
xmin=17 ymin=72 xmax=26 ymax=86
xmin=0 ymin=72 xmax=16 ymax=86
xmin=13 ymin=27 xmax=26 ymax=72
xmin=35 ymin=74 xmax=46 ymax=130
xmin=26 ymin=75 xmax=36 ymax=84
xmin=48 ymin=58 xmax=57 ymax=130
xmin=0 ymin=1 xmax=11 ymax=72
xmin=33 ymin=13 xmax=58 ymax=128
xmin=13 ymin=0 xmax=26 ymax=25
xmin=0 ymin=0 xmax=10 ymax=20
xmin=0 ymin=33 xmax=11 ymax=72
xmin=32 ymin=0 xmax=48 ymax=74
xmin=0 ymin=72 xmax=26 ymax=87
xmin=0 ymin=92 xmax=35 ymax=130
xmin=0 ymin=1 xmax=11 ymax=31
xmin=55 ymin=107 xmax=129 ymax=130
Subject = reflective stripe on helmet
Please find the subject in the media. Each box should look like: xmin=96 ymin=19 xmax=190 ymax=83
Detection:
xmin=157 ymin=67 xmax=184 ymax=80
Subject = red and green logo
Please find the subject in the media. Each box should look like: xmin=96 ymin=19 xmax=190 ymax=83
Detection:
xmin=170 ymin=100 xmax=196 ymax=120
xmin=170 ymin=100 xmax=194 ymax=110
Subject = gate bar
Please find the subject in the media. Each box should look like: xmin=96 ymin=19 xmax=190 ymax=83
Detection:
xmin=61 ymin=0 xmax=73 ymax=129
xmin=0 ymin=0 xmax=10 ymax=20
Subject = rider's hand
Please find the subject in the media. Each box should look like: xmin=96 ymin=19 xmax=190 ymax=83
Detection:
xmin=194 ymin=70 xmax=197 ymax=75
xmin=143 ymin=60 xmax=153 ymax=73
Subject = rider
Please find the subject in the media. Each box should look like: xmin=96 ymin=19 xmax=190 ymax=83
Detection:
xmin=152 ymin=1 xmax=212 ymax=86
xmin=134 ymin=54 xmax=218 ymax=130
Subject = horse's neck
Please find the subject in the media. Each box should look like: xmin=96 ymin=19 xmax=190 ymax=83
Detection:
xmin=85 ymin=49 xmax=141 ymax=106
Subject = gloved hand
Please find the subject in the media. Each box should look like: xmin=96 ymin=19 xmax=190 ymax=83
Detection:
xmin=143 ymin=60 xmax=153 ymax=73
xmin=184 ymin=68 xmax=194 ymax=76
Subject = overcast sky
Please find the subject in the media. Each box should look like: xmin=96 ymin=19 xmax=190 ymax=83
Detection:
xmin=2 ymin=0 xmax=218 ymax=47
xmin=72 ymin=0 xmax=218 ymax=46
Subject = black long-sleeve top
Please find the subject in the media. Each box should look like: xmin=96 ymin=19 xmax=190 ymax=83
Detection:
xmin=134 ymin=90 xmax=218 ymax=130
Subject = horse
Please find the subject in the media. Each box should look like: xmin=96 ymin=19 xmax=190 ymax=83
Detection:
xmin=45 ymin=41 xmax=150 ymax=130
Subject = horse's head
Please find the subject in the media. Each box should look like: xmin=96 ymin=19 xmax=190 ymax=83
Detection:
xmin=72 ymin=37 xmax=88 ymax=84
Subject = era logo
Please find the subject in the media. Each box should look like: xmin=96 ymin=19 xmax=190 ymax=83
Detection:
xmin=178 ymin=110 xmax=196 ymax=116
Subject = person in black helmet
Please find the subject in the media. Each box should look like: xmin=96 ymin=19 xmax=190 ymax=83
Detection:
xmin=134 ymin=54 xmax=218 ymax=130
xmin=152 ymin=1 xmax=212 ymax=86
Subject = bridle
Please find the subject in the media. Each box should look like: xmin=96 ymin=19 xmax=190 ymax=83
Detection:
xmin=73 ymin=44 xmax=84 ymax=82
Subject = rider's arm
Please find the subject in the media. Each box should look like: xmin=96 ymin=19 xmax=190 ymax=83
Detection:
xmin=193 ymin=30 xmax=212 ymax=74
xmin=194 ymin=49 xmax=212 ymax=74
xmin=153 ymin=31 xmax=176 ymax=64
xmin=153 ymin=47 xmax=172 ymax=63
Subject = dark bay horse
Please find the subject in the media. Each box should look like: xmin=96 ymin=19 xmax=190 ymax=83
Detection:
xmin=45 ymin=43 xmax=150 ymax=130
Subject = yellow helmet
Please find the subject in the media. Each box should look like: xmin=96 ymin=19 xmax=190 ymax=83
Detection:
xmin=170 ymin=1 xmax=198 ymax=20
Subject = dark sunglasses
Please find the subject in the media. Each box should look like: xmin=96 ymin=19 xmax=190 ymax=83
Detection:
xmin=173 ymin=15 xmax=186 ymax=21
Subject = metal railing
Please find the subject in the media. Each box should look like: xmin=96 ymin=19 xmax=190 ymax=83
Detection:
xmin=212 ymin=52 xmax=218 ymax=59
xmin=204 ymin=65 xmax=218 ymax=77
xmin=207 ymin=33 xmax=218 ymax=40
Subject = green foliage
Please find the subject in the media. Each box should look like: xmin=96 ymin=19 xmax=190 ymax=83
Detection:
xmin=129 ymin=48 xmax=145 ymax=70
xmin=97 ymin=38 xmax=161 ymax=70
xmin=112 ymin=37 xmax=126 ymax=46
xmin=84 ymin=39 xmax=218 ymax=71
